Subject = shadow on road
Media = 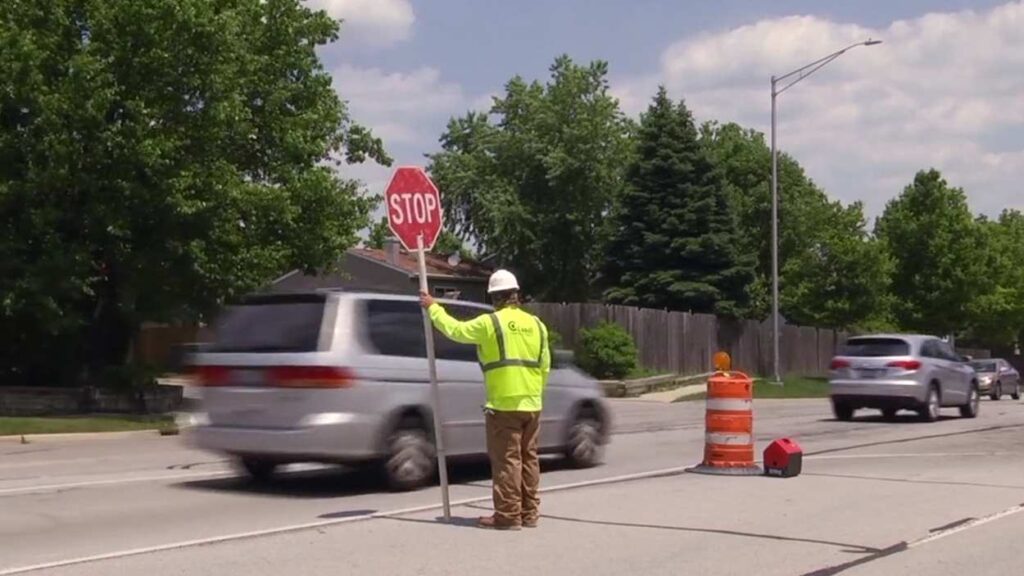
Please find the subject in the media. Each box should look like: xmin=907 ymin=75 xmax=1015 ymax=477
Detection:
xmin=413 ymin=503 xmax=882 ymax=552
xmin=173 ymin=456 xmax=574 ymax=499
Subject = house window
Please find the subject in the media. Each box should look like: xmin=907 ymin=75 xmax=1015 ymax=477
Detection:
xmin=433 ymin=286 xmax=460 ymax=299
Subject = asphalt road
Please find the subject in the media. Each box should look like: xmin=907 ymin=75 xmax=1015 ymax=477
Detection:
xmin=2 ymin=397 xmax=1023 ymax=575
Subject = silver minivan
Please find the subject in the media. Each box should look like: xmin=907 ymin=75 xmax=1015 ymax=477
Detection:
xmin=183 ymin=291 xmax=611 ymax=490
xmin=828 ymin=334 xmax=980 ymax=422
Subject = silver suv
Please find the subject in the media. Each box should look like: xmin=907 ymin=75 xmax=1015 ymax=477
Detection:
xmin=184 ymin=291 xmax=611 ymax=490
xmin=828 ymin=334 xmax=980 ymax=422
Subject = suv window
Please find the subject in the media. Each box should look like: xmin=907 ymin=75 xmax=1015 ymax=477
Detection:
xmin=936 ymin=341 xmax=960 ymax=362
xmin=209 ymin=295 xmax=326 ymax=353
xmin=842 ymin=338 xmax=910 ymax=357
xmin=365 ymin=299 xmax=488 ymax=362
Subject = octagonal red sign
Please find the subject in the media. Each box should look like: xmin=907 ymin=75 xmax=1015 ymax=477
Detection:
xmin=384 ymin=166 xmax=443 ymax=251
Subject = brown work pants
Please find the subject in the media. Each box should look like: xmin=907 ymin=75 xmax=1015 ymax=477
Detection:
xmin=485 ymin=410 xmax=541 ymax=526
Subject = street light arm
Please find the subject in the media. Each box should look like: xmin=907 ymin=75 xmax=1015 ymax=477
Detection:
xmin=774 ymin=51 xmax=846 ymax=95
xmin=772 ymin=40 xmax=880 ymax=96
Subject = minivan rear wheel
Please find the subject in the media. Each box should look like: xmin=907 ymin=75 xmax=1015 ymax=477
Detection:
xmin=239 ymin=457 xmax=278 ymax=482
xmin=383 ymin=418 xmax=436 ymax=491
xmin=565 ymin=409 xmax=604 ymax=468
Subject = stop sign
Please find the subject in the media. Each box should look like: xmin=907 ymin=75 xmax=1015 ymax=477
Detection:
xmin=385 ymin=166 xmax=443 ymax=251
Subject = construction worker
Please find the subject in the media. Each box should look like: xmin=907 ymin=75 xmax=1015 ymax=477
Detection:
xmin=420 ymin=269 xmax=550 ymax=531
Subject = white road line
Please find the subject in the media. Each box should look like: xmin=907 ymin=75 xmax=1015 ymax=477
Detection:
xmin=908 ymin=502 xmax=1024 ymax=548
xmin=0 ymin=470 xmax=234 ymax=496
xmin=0 ymin=466 xmax=686 ymax=576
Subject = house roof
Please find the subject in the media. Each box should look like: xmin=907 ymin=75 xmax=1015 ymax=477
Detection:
xmin=349 ymin=247 xmax=492 ymax=281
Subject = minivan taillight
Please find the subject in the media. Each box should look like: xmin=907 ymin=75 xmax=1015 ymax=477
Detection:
xmin=194 ymin=365 xmax=231 ymax=387
xmin=887 ymin=360 xmax=922 ymax=371
xmin=830 ymin=359 xmax=850 ymax=370
xmin=269 ymin=366 xmax=355 ymax=389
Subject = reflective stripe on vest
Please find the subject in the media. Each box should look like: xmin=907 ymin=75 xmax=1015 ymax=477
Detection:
xmin=480 ymin=313 xmax=546 ymax=372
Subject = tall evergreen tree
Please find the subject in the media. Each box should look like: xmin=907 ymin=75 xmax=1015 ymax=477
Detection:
xmin=603 ymin=88 xmax=754 ymax=317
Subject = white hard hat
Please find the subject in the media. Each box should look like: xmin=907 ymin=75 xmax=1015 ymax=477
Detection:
xmin=487 ymin=269 xmax=520 ymax=294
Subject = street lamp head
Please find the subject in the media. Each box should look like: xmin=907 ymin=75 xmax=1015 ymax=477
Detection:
xmin=864 ymin=39 xmax=883 ymax=46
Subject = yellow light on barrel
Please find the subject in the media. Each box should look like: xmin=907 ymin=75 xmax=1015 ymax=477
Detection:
xmin=713 ymin=351 xmax=731 ymax=372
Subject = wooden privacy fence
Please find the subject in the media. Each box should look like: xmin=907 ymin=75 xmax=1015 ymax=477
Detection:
xmin=528 ymin=303 xmax=849 ymax=378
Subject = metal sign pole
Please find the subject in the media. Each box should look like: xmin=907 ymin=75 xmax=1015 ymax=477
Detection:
xmin=417 ymin=233 xmax=451 ymax=521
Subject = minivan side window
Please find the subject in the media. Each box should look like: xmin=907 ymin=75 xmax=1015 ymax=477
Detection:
xmin=366 ymin=299 xmax=426 ymax=358
xmin=437 ymin=304 xmax=489 ymax=362
xmin=365 ymin=299 xmax=488 ymax=362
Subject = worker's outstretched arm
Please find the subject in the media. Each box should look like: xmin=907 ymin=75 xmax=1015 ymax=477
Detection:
xmin=427 ymin=302 xmax=492 ymax=345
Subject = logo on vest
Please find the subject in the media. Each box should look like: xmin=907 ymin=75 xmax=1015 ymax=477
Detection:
xmin=506 ymin=320 xmax=535 ymax=335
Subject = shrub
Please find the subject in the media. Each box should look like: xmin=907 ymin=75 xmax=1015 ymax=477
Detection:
xmin=576 ymin=322 xmax=638 ymax=380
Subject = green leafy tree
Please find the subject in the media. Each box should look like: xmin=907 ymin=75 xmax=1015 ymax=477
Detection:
xmin=428 ymin=55 xmax=633 ymax=301
xmin=700 ymin=121 xmax=839 ymax=320
xmin=875 ymin=169 xmax=986 ymax=336
xmin=780 ymin=202 xmax=893 ymax=329
xmin=965 ymin=210 xmax=1024 ymax=349
xmin=603 ymin=88 xmax=754 ymax=317
xmin=0 ymin=0 xmax=390 ymax=387
xmin=366 ymin=216 xmax=392 ymax=249
xmin=433 ymin=229 xmax=466 ymax=256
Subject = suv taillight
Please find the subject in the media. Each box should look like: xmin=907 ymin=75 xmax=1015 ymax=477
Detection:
xmin=887 ymin=360 xmax=922 ymax=371
xmin=269 ymin=366 xmax=355 ymax=389
xmin=830 ymin=359 xmax=850 ymax=370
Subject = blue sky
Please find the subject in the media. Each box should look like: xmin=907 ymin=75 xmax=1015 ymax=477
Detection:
xmin=309 ymin=0 xmax=1023 ymax=221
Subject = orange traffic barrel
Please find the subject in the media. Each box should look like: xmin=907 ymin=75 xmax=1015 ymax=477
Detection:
xmin=687 ymin=357 xmax=761 ymax=476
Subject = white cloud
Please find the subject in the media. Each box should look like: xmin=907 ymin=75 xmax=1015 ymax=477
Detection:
xmin=332 ymin=64 xmax=487 ymax=203
xmin=615 ymin=1 xmax=1024 ymax=218
xmin=305 ymin=0 xmax=414 ymax=47
xmin=334 ymin=65 xmax=467 ymax=145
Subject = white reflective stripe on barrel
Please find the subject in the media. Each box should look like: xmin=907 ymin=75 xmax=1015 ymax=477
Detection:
xmin=706 ymin=432 xmax=753 ymax=445
xmin=706 ymin=398 xmax=753 ymax=412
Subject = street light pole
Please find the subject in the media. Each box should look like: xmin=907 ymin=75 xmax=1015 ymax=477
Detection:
xmin=770 ymin=39 xmax=882 ymax=385
xmin=771 ymin=76 xmax=780 ymax=384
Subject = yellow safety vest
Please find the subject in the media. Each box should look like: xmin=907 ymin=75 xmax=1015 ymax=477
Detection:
xmin=428 ymin=304 xmax=550 ymax=412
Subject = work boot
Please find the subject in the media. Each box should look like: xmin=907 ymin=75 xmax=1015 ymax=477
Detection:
xmin=478 ymin=516 xmax=521 ymax=531
xmin=522 ymin=517 xmax=538 ymax=529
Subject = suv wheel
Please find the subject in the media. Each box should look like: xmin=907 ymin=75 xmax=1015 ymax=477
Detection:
xmin=919 ymin=386 xmax=941 ymax=422
xmin=565 ymin=409 xmax=604 ymax=468
xmin=383 ymin=418 xmax=436 ymax=491
xmin=239 ymin=457 xmax=278 ymax=482
xmin=990 ymin=382 xmax=1002 ymax=401
xmin=960 ymin=383 xmax=980 ymax=419
xmin=832 ymin=401 xmax=854 ymax=422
